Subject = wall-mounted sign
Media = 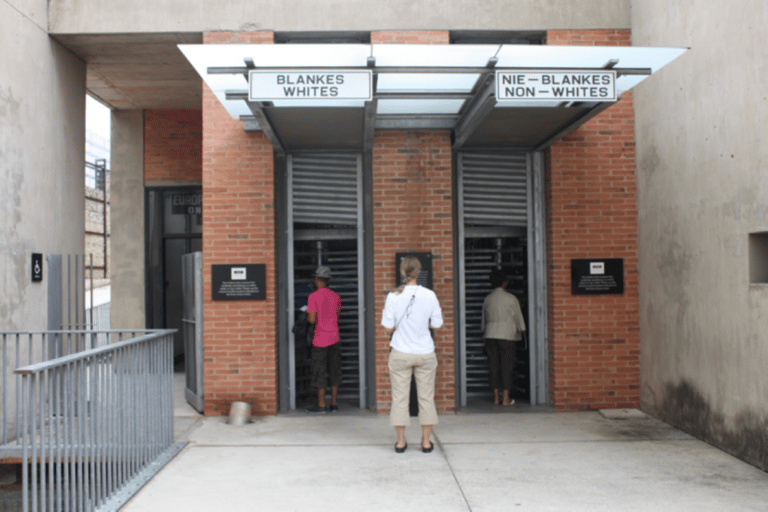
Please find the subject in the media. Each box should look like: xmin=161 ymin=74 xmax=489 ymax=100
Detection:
xmin=496 ymin=70 xmax=616 ymax=102
xmin=171 ymin=192 xmax=202 ymax=215
xmin=395 ymin=252 xmax=433 ymax=290
xmin=249 ymin=70 xmax=373 ymax=101
xmin=571 ymin=258 xmax=624 ymax=295
xmin=31 ymin=253 xmax=43 ymax=282
xmin=212 ymin=264 xmax=266 ymax=301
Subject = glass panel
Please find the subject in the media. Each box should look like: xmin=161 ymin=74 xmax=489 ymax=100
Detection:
xmin=180 ymin=43 xmax=687 ymax=121
xmin=376 ymin=73 xmax=480 ymax=93
xmin=163 ymin=190 xmax=202 ymax=235
xmin=616 ymin=75 xmax=646 ymax=95
xmin=372 ymin=44 xmax=500 ymax=67
xmin=495 ymin=45 xmax=687 ymax=72
xmin=244 ymin=44 xmax=371 ymax=68
xmin=377 ymin=99 xmax=465 ymax=115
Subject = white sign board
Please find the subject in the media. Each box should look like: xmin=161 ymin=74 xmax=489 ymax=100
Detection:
xmin=249 ymin=70 xmax=372 ymax=101
xmin=496 ymin=70 xmax=616 ymax=102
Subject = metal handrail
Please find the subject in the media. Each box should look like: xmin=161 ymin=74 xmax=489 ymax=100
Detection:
xmin=2 ymin=330 xmax=157 ymax=447
xmin=9 ymin=329 xmax=176 ymax=512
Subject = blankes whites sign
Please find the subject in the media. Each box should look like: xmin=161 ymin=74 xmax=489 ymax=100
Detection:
xmin=249 ymin=70 xmax=373 ymax=101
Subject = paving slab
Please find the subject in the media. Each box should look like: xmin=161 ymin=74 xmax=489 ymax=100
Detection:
xmin=123 ymin=410 xmax=768 ymax=512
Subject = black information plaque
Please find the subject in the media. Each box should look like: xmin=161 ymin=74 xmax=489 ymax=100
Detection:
xmin=212 ymin=264 xmax=266 ymax=301
xmin=571 ymin=258 xmax=624 ymax=295
xmin=395 ymin=252 xmax=433 ymax=289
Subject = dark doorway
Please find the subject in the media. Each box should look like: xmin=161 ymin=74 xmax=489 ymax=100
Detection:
xmin=146 ymin=187 xmax=203 ymax=361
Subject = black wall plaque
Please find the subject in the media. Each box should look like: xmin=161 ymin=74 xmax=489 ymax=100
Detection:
xmin=571 ymin=258 xmax=624 ymax=295
xmin=395 ymin=252 xmax=433 ymax=289
xmin=212 ymin=264 xmax=266 ymax=301
xmin=31 ymin=253 xmax=43 ymax=282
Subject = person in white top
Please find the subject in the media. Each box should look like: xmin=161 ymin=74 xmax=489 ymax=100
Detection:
xmin=381 ymin=256 xmax=443 ymax=454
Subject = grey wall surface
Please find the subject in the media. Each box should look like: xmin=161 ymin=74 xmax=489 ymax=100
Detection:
xmin=48 ymin=0 xmax=629 ymax=33
xmin=1 ymin=0 xmax=86 ymax=331
xmin=632 ymin=0 xmax=768 ymax=470
xmin=110 ymin=111 xmax=146 ymax=330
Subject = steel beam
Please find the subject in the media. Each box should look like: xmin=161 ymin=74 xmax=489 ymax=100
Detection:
xmin=452 ymin=77 xmax=496 ymax=150
xmin=242 ymin=119 xmax=262 ymax=132
xmin=245 ymin=101 xmax=284 ymax=154
xmin=363 ymin=99 xmax=378 ymax=152
xmin=208 ymin=65 xmax=651 ymax=77
xmin=533 ymin=100 xmax=614 ymax=151
xmin=375 ymin=115 xmax=457 ymax=130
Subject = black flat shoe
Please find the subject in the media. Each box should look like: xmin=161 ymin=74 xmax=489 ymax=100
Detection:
xmin=422 ymin=441 xmax=434 ymax=453
xmin=395 ymin=442 xmax=407 ymax=454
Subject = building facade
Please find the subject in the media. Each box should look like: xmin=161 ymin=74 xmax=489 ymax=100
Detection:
xmin=2 ymin=0 xmax=765 ymax=471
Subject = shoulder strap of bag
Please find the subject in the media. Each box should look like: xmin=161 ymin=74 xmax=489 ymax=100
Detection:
xmin=393 ymin=287 xmax=418 ymax=332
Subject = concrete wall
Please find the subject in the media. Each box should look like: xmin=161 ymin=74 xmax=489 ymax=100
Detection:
xmin=632 ymin=0 xmax=768 ymax=470
xmin=1 ymin=0 xmax=85 ymax=331
xmin=110 ymin=111 xmax=146 ymax=329
xmin=48 ymin=0 xmax=629 ymax=33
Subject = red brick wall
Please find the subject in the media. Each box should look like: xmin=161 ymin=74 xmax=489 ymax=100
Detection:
xmin=144 ymin=110 xmax=202 ymax=182
xmin=546 ymin=30 xmax=640 ymax=410
xmin=202 ymin=31 xmax=278 ymax=415
xmin=371 ymin=28 xmax=455 ymax=414
xmin=372 ymin=131 xmax=455 ymax=413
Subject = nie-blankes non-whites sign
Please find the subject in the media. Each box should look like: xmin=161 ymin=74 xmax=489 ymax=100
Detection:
xmin=249 ymin=70 xmax=372 ymax=101
xmin=496 ymin=70 xmax=616 ymax=102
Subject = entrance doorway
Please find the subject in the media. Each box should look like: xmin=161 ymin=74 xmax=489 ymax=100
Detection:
xmin=456 ymin=152 xmax=548 ymax=407
xmin=145 ymin=187 xmax=203 ymax=361
xmin=284 ymin=153 xmax=367 ymax=410
xmin=462 ymin=236 xmax=529 ymax=401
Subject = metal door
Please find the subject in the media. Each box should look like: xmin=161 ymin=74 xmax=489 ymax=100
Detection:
xmin=286 ymin=153 xmax=366 ymax=409
xmin=182 ymin=251 xmax=204 ymax=412
xmin=457 ymin=152 xmax=548 ymax=406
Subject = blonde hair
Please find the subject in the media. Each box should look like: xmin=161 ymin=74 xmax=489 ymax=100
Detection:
xmin=392 ymin=256 xmax=422 ymax=294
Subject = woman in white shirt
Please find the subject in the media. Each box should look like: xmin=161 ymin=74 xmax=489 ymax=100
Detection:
xmin=381 ymin=256 xmax=443 ymax=454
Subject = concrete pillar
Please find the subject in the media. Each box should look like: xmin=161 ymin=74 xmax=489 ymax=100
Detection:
xmin=110 ymin=110 xmax=146 ymax=330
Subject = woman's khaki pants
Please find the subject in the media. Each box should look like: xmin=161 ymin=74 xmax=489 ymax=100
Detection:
xmin=388 ymin=348 xmax=438 ymax=426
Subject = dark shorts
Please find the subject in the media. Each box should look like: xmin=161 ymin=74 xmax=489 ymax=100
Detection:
xmin=311 ymin=343 xmax=342 ymax=389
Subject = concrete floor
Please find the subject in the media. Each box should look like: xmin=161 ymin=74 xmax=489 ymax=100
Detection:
xmin=121 ymin=375 xmax=768 ymax=511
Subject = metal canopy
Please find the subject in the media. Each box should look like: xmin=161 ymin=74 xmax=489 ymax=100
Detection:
xmin=179 ymin=44 xmax=686 ymax=153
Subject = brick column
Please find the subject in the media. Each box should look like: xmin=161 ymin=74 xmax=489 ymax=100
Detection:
xmin=202 ymin=31 xmax=278 ymax=415
xmin=546 ymin=30 xmax=641 ymax=410
xmin=370 ymin=31 xmax=455 ymax=414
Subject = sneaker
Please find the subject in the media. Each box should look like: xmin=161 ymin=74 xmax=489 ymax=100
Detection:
xmin=306 ymin=405 xmax=327 ymax=413
xmin=328 ymin=404 xmax=338 ymax=412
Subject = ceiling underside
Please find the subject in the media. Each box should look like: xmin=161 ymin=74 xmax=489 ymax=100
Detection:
xmin=54 ymin=33 xmax=204 ymax=110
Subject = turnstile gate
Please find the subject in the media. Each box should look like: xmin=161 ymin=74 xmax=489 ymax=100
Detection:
xmin=286 ymin=153 xmax=366 ymax=409
xmin=457 ymin=152 xmax=541 ymax=406
xmin=463 ymin=237 xmax=529 ymax=398
xmin=293 ymin=239 xmax=361 ymax=404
